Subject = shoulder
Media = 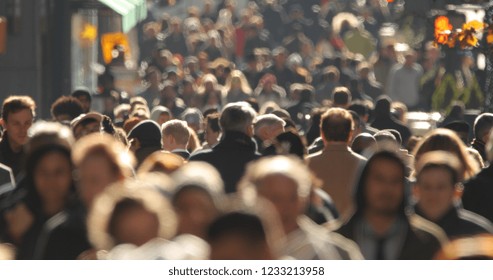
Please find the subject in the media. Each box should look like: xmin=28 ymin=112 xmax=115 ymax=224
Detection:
xmin=457 ymin=209 xmax=493 ymax=233
xmin=408 ymin=214 xmax=448 ymax=246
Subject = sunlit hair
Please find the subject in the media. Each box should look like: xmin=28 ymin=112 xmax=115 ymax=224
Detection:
xmin=413 ymin=128 xmax=479 ymax=180
xmin=72 ymin=133 xmax=136 ymax=179
xmin=222 ymin=70 xmax=252 ymax=96
xmin=197 ymin=73 xmax=220 ymax=95
xmin=187 ymin=126 xmax=201 ymax=152
xmin=87 ymin=179 xmax=177 ymax=250
xmin=238 ymin=155 xmax=312 ymax=200
xmin=1 ymin=95 xmax=36 ymax=122
xmin=137 ymin=151 xmax=185 ymax=175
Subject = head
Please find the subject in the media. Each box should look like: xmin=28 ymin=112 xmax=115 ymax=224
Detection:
xmin=205 ymin=113 xmax=221 ymax=147
xmin=150 ymin=106 xmax=172 ymax=126
xmin=25 ymin=122 xmax=74 ymax=215
xmin=414 ymin=151 xmax=463 ymax=221
xmin=73 ymin=133 xmax=135 ymax=208
xmin=351 ymin=133 xmax=377 ymax=155
xmin=88 ymin=181 xmax=176 ymax=250
xmin=320 ymin=108 xmax=354 ymax=144
xmin=273 ymin=130 xmax=306 ymax=159
xmin=443 ymin=121 xmax=470 ymax=144
xmin=219 ymin=102 xmax=257 ymax=137
xmin=332 ymin=87 xmax=352 ymax=109
xmin=180 ymin=108 xmax=203 ymax=133
xmin=1 ymin=95 xmax=36 ymax=151
xmin=171 ymin=162 xmax=224 ymax=239
xmin=50 ymin=96 xmax=84 ymax=122
xmin=70 ymin=112 xmax=103 ymax=140
xmin=355 ymin=150 xmax=407 ymax=217
xmin=238 ymin=156 xmax=312 ymax=234
xmin=71 ymin=88 xmax=92 ymax=113
xmin=253 ymin=114 xmax=286 ymax=142
xmin=128 ymin=120 xmax=162 ymax=151
xmin=473 ymin=113 xmax=493 ymax=144
xmin=413 ymin=128 xmax=478 ymax=181
xmin=161 ymin=120 xmax=190 ymax=151
xmin=207 ymin=198 xmax=284 ymax=260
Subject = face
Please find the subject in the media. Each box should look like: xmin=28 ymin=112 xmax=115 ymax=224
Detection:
xmin=112 ymin=205 xmax=160 ymax=247
xmin=205 ymin=123 xmax=219 ymax=146
xmin=415 ymin=167 xmax=455 ymax=221
xmin=77 ymin=155 xmax=121 ymax=208
xmin=174 ymin=189 xmax=218 ymax=239
xmin=2 ymin=109 xmax=33 ymax=149
xmin=269 ymin=124 xmax=285 ymax=140
xmin=256 ymin=174 xmax=303 ymax=234
xmin=365 ymin=158 xmax=405 ymax=216
xmin=34 ymin=151 xmax=72 ymax=206
xmin=157 ymin=113 xmax=171 ymax=126
xmin=76 ymin=96 xmax=91 ymax=113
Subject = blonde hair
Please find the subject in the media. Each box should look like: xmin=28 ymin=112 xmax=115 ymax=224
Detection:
xmin=87 ymin=179 xmax=176 ymax=250
xmin=222 ymin=70 xmax=252 ymax=96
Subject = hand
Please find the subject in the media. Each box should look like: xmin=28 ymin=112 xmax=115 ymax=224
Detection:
xmin=4 ymin=203 xmax=34 ymax=244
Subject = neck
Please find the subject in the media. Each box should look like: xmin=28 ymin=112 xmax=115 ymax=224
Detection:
xmin=43 ymin=199 xmax=66 ymax=217
xmin=8 ymin=138 xmax=22 ymax=153
xmin=364 ymin=210 xmax=398 ymax=237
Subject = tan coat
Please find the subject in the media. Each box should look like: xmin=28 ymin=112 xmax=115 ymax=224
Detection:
xmin=306 ymin=143 xmax=367 ymax=220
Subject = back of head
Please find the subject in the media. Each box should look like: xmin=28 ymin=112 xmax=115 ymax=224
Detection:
xmin=474 ymin=113 xmax=493 ymax=141
xmin=219 ymin=102 xmax=257 ymax=134
xmin=332 ymin=87 xmax=352 ymax=108
xmin=374 ymin=96 xmax=391 ymax=117
xmin=320 ymin=108 xmax=354 ymax=143
xmin=161 ymin=120 xmax=190 ymax=146
xmin=351 ymin=132 xmax=376 ymax=154
xmin=128 ymin=120 xmax=162 ymax=148
xmin=254 ymin=114 xmax=285 ymax=134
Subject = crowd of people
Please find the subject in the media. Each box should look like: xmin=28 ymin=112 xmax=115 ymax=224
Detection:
xmin=1 ymin=0 xmax=493 ymax=260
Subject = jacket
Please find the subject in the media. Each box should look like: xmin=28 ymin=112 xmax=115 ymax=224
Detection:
xmin=189 ymin=131 xmax=261 ymax=193
xmin=462 ymin=164 xmax=493 ymax=223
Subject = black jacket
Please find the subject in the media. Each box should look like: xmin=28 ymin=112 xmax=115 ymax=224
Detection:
xmin=471 ymin=139 xmax=487 ymax=163
xmin=463 ymin=164 xmax=493 ymax=223
xmin=0 ymin=133 xmax=25 ymax=178
xmin=189 ymin=131 xmax=261 ymax=193
xmin=415 ymin=206 xmax=493 ymax=239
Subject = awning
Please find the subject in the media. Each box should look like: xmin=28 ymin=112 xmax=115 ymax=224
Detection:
xmin=98 ymin=0 xmax=147 ymax=33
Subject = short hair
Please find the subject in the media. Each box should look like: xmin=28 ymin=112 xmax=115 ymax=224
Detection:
xmin=71 ymin=88 xmax=92 ymax=102
xmin=253 ymin=114 xmax=286 ymax=135
xmin=1 ymin=95 xmax=36 ymax=122
xmin=137 ymin=151 xmax=185 ymax=175
xmin=473 ymin=113 xmax=493 ymax=140
xmin=332 ymin=87 xmax=352 ymax=106
xmin=50 ymin=96 xmax=84 ymax=121
xmin=161 ymin=120 xmax=190 ymax=145
xmin=415 ymin=151 xmax=463 ymax=185
xmin=320 ymin=108 xmax=354 ymax=142
xmin=206 ymin=113 xmax=221 ymax=133
xmin=239 ymin=155 xmax=312 ymax=199
xmin=219 ymin=102 xmax=257 ymax=133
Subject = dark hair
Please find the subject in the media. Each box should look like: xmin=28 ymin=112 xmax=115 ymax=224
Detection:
xmin=50 ymin=96 xmax=84 ymax=121
xmin=320 ymin=108 xmax=354 ymax=142
xmin=245 ymin=98 xmax=260 ymax=113
xmin=1 ymin=95 xmax=36 ymax=122
xmin=332 ymin=87 xmax=351 ymax=106
xmin=71 ymin=88 xmax=92 ymax=102
xmin=473 ymin=113 xmax=493 ymax=140
xmin=207 ymin=212 xmax=267 ymax=245
xmin=355 ymin=150 xmax=407 ymax=216
xmin=348 ymin=102 xmax=369 ymax=117
xmin=206 ymin=113 xmax=221 ymax=133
